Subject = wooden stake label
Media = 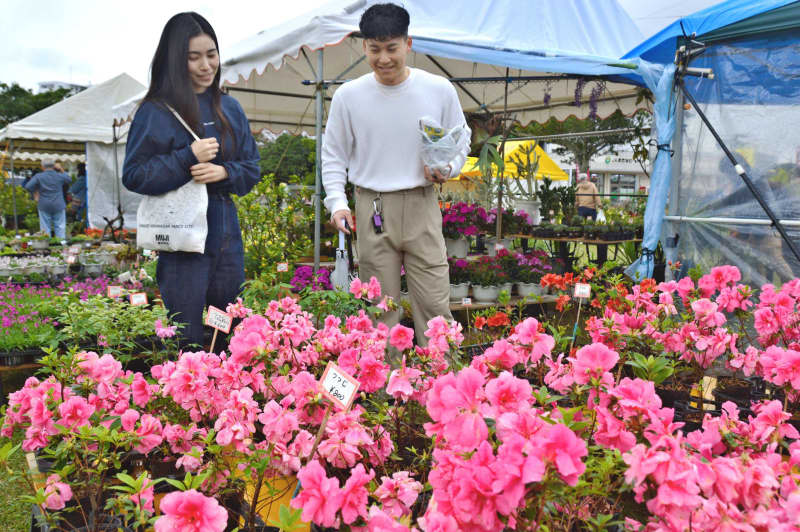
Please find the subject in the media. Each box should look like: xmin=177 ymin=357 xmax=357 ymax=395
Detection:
xmin=129 ymin=292 xmax=148 ymax=306
xmin=319 ymin=362 xmax=360 ymax=411
xmin=205 ymin=305 xmax=233 ymax=333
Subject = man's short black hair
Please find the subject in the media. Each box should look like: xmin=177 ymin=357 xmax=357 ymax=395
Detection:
xmin=359 ymin=3 xmax=410 ymax=41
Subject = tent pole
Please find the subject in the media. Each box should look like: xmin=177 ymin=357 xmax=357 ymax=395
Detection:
xmin=10 ymin=139 xmax=19 ymax=234
xmin=112 ymin=128 xmax=123 ymax=230
xmin=496 ymin=68 xmax=510 ymax=241
xmin=679 ymin=80 xmax=800 ymax=264
xmin=313 ymin=49 xmax=324 ymax=272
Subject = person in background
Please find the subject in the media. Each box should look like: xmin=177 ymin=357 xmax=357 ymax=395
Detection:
xmin=24 ymin=158 xmax=72 ymax=238
xmin=122 ymin=12 xmax=260 ymax=347
xmin=70 ymin=162 xmax=88 ymax=226
xmin=576 ymin=173 xmax=602 ymax=220
xmin=322 ymin=3 xmax=470 ymax=351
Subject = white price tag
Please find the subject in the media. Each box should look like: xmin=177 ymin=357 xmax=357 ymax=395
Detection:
xmin=129 ymin=292 xmax=148 ymax=306
xmin=66 ymin=255 xmax=77 ymax=265
xmin=142 ymin=249 xmax=152 ymax=257
xmin=205 ymin=305 xmax=233 ymax=333
xmin=277 ymin=262 xmax=289 ymax=272
xmin=27 ymin=241 xmax=33 ymax=246
xmin=494 ymin=243 xmax=504 ymax=251
xmin=319 ymin=362 xmax=360 ymax=411
xmin=461 ymin=297 xmax=472 ymax=306
xmin=107 ymin=286 xmax=123 ymax=299
xmin=574 ymin=283 xmax=591 ymax=299
xmin=60 ymin=240 xmax=67 ymax=246
xmin=117 ymin=271 xmax=133 ymax=283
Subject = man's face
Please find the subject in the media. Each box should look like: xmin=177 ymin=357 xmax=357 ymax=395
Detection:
xmin=363 ymin=36 xmax=412 ymax=86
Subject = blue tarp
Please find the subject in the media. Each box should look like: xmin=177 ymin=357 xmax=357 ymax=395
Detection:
xmin=624 ymin=0 xmax=797 ymax=64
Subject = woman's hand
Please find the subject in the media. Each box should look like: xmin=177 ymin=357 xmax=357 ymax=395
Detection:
xmin=191 ymin=138 xmax=219 ymax=163
xmin=190 ymin=163 xmax=228 ymax=184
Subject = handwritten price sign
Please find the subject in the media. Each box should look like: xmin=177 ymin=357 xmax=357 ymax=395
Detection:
xmin=277 ymin=262 xmax=289 ymax=272
xmin=574 ymin=283 xmax=591 ymax=299
xmin=129 ymin=292 xmax=148 ymax=306
xmin=107 ymin=285 xmax=123 ymax=299
xmin=319 ymin=362 xmax=360 ymax=411
xmin=205 ymin=305 xmax=232 ymax=333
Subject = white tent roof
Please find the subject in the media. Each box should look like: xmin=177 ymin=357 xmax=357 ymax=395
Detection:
xmin=0 ymin=150 xmax=85 ymax=163
xmin=0 ymin=73 xmax=145 ymax=144
xmin=221 ymin=0 xmax=655 ymax=134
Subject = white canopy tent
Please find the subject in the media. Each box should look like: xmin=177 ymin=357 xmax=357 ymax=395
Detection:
xmin=219 ymin=0 xmax=660 ymax=267
xmin=0 ymin=73 xmax=146 ymax=230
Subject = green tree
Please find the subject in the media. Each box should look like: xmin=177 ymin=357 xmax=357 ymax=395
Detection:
xmin=259 ymin=133 xmax=316 ymax=185
xmin=0 ymin=83 xmax=74 ymax=128
xmin=513 ymin=109 xmax=651 ymax=174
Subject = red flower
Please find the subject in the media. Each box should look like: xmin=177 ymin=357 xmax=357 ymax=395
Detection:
xmin=474 ymin=316 xmax=487 ymax=330
xmin=556 ymin=294 xmax=571 ymax=311
xmin=487 ymin=312 xmax=510 ymax=328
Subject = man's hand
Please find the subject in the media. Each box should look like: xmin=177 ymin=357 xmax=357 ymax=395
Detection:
xmin=424 ymin=165 xmax=451 ymax=184
xmin=191 ymin=138 xmax=219 ymax=163
xmin=190 ymin=163 xmax=228 ymax=184
xmin=332 ymin=209 xmax=354 ymax=234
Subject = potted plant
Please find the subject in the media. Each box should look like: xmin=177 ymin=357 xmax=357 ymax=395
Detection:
xmin=30 ymin=232 xmax=51 ymax=250
xmin=508 ymin=142 xmax=543 ymax=225
xmin=514 ymin=251 xmax=551 ymax=297
xmin=448 ymin=257 xmax=470 ymax=300
xmin=441 ymin=202 xmax=479 ymax=258
xmin=467 ymin=256 xmax=505 ymax=302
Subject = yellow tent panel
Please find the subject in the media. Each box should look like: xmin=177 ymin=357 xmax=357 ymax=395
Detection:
xmin=458 ymin=140 xmax=568 ymax=181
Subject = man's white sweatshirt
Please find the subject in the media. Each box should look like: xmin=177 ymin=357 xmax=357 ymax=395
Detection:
xmin=321 ymin=67 xmax=471 ymax=215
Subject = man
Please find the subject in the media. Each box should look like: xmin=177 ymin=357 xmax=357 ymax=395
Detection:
xmin=24 ymin=158 xmax=72 ymax=238
xmin=322 ymin=3 xmax=470 ymax=348
xmin=575 ymin=173 xmax=602 ymax=220
xmin=70 ymin=163 xmax=88 ymax=226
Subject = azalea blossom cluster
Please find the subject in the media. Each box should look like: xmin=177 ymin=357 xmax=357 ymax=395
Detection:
xmin=441 ymin=201 xmax=480 ymax=240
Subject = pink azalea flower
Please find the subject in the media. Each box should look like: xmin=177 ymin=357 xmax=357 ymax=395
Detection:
xmin=349 ymin=278 xmax=364 ymax=298
xmin=570 ymin=343 xmax=619 ymax=386
xmin=154 ymin=489 xmax=228 ymax=532
xmin=388 ymin=324 xmax=415 ymax=352
xmin=154 ymin=319 xmax=177 ymax=339
xmin=366 ymin=276 xmax=382 ymax=300
xmin=373 ymin=471 xmax=422 ymax=518
xmin=534 ymin=423 xmax=587 ymax=486
xmin=43 ymin=474 xmax=72 ymax=510
xmin=340 ymin=463 xmax=375 ymax=524
xmin=56 ymin=396 xmax=95 ymax=428
xmin=120 ymin=408 xmax=140 ymax=432
xmin=135 ymin=414 xmax=164 ymax=454
xmin=291 ymin=460 xmax=342 ymax=527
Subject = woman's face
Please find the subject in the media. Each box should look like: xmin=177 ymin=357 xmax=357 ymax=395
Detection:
xmin=187 ymin=33 xmax=219 ymax=93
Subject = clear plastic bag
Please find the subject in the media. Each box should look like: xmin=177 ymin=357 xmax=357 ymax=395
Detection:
xmin=419 ymin=116 xmax=467 ymax=175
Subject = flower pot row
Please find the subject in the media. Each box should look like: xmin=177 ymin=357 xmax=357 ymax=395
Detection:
xmin=450 ymin=281 xmax=546 ymax=302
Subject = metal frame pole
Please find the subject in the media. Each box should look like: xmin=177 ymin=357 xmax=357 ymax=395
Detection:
xmin=313 ymin=49 xmax=324 ymax=272
xmin=9 ymin=140 xmax=18 ymax=234
xmin=678 ymin=80 xmax=800 ymax=263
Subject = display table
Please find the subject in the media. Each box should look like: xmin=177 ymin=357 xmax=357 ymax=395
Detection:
xmin=507 ymin=234 xmax=642 ymax=265
xmin=449 ymin=294 xmax=558 ymax=311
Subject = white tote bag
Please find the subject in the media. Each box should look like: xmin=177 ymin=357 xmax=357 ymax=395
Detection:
xmin=136 ymin=106 xmax=208 ymax=253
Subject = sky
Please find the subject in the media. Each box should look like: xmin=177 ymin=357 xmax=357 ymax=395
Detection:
xmin=0 ymin=0 xmax=721 ymax=92
xmin=0 ymin=0 xmax=330 ymax=90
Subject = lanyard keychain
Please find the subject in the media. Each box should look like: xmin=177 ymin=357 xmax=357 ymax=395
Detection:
xmin=372 ymin=195 xmax=384 ymax=234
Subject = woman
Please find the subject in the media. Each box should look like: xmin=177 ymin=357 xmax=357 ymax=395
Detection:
xmin=123 ymin=12 xmax=260 ymax=347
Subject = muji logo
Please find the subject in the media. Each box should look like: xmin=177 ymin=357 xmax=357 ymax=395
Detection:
xmin=155 ymin=234 xmax=170 ymax=243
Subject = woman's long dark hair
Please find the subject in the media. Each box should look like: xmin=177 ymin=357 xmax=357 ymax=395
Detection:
xmin=145 ymin=12 xmax=234 ymax=154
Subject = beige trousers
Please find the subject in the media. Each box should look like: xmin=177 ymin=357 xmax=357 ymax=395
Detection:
xmin=355 ymin=185 xmax=453 ymax=347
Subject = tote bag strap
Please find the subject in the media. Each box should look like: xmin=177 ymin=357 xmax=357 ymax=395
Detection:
xmin=164 ymin=103 xmax=201 ymax=142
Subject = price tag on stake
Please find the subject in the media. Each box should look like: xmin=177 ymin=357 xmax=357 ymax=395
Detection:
xmin=107 ymin=286 xmax=123 ymax=299
xmin=277 ymin=262 xmax=289 ymax=273
xmin=574 ymin=283 xmax=591 ymax=299
xmin=117 ymin=271 xmax=132 ymax=283
xmin=129 ymin=292 xmax=148 ymax=306
xmin=66 ymin=255 xmax=76 ymax=265
xmin=319 ymin=362 xmax=360 ymax=411
xmin=461 ymin=297 xmax=472 ymax=306
xmin=205 ymin=305 xmax=233 ymax=333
